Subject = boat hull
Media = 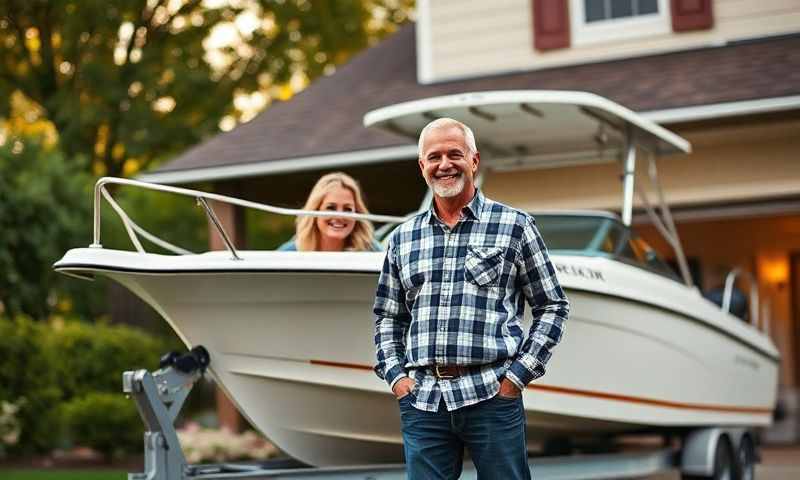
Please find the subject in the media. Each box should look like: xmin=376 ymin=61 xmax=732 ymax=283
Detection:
xmin=104 ymin=266 xmax=778 ymax=466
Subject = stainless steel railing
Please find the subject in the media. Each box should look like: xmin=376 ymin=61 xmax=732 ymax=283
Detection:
xmin=721 ymin=268 xmax=767 ymax=332
xmin=91 ymin=177 xmax=412 ymax=259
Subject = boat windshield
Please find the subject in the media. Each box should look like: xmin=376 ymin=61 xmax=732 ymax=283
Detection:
xmin=534 ymin=214 xmax=679 ymax=280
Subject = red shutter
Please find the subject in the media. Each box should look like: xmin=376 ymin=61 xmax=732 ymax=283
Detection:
xmin=671 ymin=0 xmax=713 ymax=32
xmin=533 ymin=0 xmax=570 ymax=51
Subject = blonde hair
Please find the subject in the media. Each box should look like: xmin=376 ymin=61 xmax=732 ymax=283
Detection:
xmin=296 ymin=172 xmax=375 ymax=251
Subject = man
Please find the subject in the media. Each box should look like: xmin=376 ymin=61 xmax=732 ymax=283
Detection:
xmin=373 ymin=117 xmax=570 ymax=479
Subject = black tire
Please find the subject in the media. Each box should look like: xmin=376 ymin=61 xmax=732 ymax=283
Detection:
xmin=734 ymin=435 xmax=756 ymax=480
xmin=681 ymin=437 xmax=735 ymax=480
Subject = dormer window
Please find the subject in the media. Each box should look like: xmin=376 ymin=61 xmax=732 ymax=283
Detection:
xmin=570 ymin=0 xmax=671 ymax=46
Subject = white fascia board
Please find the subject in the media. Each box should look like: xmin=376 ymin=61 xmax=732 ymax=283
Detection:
xmin=642 ymin=95 xmax=800 ymax=124
xmin=137 ymin=144 xmax=418 ymax=185
xmin=138 ymin=95 xmax=800 ymax=185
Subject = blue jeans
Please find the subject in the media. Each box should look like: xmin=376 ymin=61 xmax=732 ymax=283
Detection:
xmin=398 ymin=393 xmax=531 ymax=480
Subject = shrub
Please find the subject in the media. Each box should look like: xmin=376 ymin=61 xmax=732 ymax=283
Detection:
xmin=59 ymin=392 xmax=142 ymax=461
xmin=0 ymin=399 xmax=24 ymax=457
xmin=0 ymin=317 xmax=61 ymax=453
xmin=47 ymin=319 xmax=166 ymax=400
xmin=48 ymin=319 xmax=168 ymax=457
xmin=0 ymin=316 xmax=170 ymax=455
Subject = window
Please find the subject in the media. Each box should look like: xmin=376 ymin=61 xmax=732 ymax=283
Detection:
xmin=585 ymin=0 xmax=660 ymax=23
xmin=532 ymin=213 xmax=680 ymax=281
xmin=571 ymin=0 xmax=671 ymax=46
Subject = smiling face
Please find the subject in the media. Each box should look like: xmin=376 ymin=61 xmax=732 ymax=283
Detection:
xmin=419 ymin=125 xmax=479 ymax=199
xmin=315 ymin=184 xmax=357 ymax=243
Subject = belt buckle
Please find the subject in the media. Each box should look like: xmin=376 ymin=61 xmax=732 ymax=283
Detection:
xmin=434 ymin=365 xmax=455 ymax=380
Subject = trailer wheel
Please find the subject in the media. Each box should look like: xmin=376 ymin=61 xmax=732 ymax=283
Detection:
xmin=734 ymin=435 xmax=755 ymax=480
xmin=682 ymin=437 xmax=734 ymax=480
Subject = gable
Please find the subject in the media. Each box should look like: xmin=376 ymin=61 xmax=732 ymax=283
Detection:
xmin=419 ymin=0 xmax=800 ymax=83
xmin=147 ymin=24 xmax=800 ymax=183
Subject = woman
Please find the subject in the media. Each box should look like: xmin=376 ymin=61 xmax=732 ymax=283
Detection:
xmin=278 ymin=172 xmax=380 ymax=251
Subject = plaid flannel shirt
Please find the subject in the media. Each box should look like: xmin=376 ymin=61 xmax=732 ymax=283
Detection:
xmin=373 ymin=190 xmax=569 ymax=412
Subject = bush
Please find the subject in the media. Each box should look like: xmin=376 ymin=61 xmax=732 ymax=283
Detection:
xmin=0 ymin=316 xmax=169 ymax=455
xmin=1 ymin=400 xmax=24 ymax=457
xmin=59 ymin=392 xmax=143 ymax=461
xmin=0 ymin=317 xmax=61 ymax=453
xmin=47 ymin=319 xmax=166 ymax=400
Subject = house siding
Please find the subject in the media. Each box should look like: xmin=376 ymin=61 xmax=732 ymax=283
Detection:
xmin=425 ymin=0 xmax=800 ymax=83
xmin=482 ymin=117 xmax=800 ymax=211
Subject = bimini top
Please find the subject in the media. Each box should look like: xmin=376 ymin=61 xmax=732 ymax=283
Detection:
xmin=364 ymin=90 xmax=691 ymax=168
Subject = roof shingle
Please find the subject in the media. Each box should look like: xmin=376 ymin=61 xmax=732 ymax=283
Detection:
xmin=158 ymin=25 xmax=800 ymax=173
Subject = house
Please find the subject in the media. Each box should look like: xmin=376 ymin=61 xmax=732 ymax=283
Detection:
xmin=143 ymin=0 xmax=800 ymax=442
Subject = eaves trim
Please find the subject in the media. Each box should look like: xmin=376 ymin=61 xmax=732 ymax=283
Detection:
xmin=138 ymin=144 xmax=418 ymax=185
xmin=642 ymin=95 xmax=800 ymax=124
xmin=138 ymin=95 xmax=800 ymax=185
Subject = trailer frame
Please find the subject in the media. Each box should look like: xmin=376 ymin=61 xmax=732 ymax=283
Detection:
xmin=124 ymin=348 xmax=759 ymax=480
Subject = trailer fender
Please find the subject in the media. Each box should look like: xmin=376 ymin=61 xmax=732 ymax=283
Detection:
xmin=681 ymin=428 xmax=747 ymax=476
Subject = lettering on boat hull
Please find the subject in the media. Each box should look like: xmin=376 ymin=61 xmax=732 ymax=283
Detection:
xmin=555 ymin=263 xmax=605 ymax=282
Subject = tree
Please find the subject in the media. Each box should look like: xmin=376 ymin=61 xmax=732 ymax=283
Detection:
xmin=0 ymin=136 xmax=92 ymax=319
xmin=0 ymin=0 xmax=413 ymax=178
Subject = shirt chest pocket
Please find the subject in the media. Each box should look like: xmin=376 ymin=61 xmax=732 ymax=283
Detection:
xmin=464 ymin=246 xmax=506 ymax=287
xmin=402 ymin=272 xmax=425 ymax=309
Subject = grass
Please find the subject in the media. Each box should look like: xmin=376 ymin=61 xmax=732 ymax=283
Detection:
xmin=0 ymin=470 xmax=126 ymax=480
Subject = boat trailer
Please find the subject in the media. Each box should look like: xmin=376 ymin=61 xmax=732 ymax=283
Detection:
xmin=125 ymin=348 xmax=757 ymax=480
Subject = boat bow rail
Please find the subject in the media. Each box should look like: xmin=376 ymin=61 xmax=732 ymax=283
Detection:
xmin=89 ymin=176 xmax=411 ymax=258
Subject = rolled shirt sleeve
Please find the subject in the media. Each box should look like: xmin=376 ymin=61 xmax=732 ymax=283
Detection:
xmin=373 ymin=236 xmax=411 ymax=389
xmin=505 ymin=216 xmax=569 ymax=389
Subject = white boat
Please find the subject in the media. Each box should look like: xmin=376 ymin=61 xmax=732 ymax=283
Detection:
xmin=54 ymin=91 xmax=779 ymax=467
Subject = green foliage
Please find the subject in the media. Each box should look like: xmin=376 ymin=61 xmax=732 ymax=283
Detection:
xmin=0 ymin=317 xmax=61 ymax=453
xmin=100 ymin=186 xmax=209 ymax=254
xmin=0 ymin=316 xmax=167 ymax=454
xmin=244 ymin=209 xmax=295 ymax=250
xmin=59 ymin=393 xmax=142 ymax=461
xmin=0 ymin=133 xmax=217 ymax=318
xmin=47 ymin=319 xmax=166 ymax=400
xmin=0 ymin=0 xmax=414 ymax=176
xmin=101 ymin=186 xmax=296 ymax=254
xmin=0 ymin=138 xmax=94 ymax=319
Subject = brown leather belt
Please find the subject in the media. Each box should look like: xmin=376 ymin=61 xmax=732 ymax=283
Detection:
xmin=431 ymin=364 xmax=469 ymax=380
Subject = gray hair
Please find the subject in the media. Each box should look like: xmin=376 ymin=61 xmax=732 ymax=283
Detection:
xmin=417 ymin=118 xmax=478 ymax=157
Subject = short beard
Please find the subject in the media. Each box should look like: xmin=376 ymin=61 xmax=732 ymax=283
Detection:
xmin=427 ymin=173 xmax=465 ymax=198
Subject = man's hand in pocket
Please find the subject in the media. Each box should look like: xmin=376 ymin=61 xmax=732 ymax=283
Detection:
xmin=393 ymin=377 xmax=416 ymax=399
xmin=498 ymin=378 xmax=522 ymax=398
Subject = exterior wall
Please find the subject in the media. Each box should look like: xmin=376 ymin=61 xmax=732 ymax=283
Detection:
xmin=481 ymin=117 xmax=800 ymax=211
xmin=419 ymin=0 xmax=800 ymax=83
